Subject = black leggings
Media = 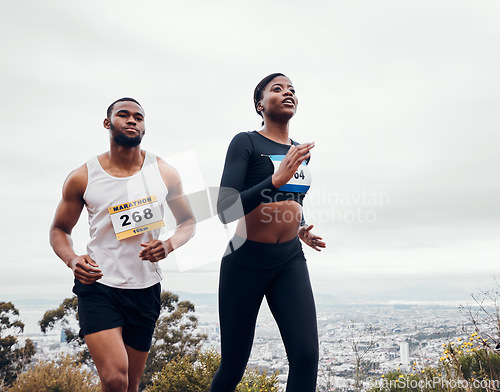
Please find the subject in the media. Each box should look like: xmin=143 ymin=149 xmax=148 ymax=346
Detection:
xmin=210 ymin=236 xmax=319 ymax=392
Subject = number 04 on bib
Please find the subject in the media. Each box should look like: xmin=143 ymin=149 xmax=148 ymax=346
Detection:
xmin=108 ymin=195 xmax=165 ymax=240
xmin=268 ymin=155 xmax=312 ymax=193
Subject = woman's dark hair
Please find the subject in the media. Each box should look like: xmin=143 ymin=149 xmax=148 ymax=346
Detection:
xmin=253 ymin=73 xmax=286 ymax=124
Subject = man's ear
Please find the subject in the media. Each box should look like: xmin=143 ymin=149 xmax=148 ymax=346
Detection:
xmin=103 ymin=118 xmax=110 ymax=129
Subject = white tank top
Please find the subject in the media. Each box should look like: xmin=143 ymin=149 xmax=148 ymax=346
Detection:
xmin=84 ymin=151 xmax=168 ymax=289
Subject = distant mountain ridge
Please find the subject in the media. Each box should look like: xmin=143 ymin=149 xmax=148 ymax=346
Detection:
xmin=334 ymin=284 xmax=472 ymax=303
xmin=11 ymin=298 xmax=62 ymax=308
xmin=10 ymin=284 xmax=473 ymax=309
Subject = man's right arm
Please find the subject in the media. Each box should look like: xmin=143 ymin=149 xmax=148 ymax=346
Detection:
xmin=49 ymin=165 xmax=103 ymax=284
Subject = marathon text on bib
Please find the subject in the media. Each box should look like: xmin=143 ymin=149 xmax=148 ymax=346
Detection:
xmin=268 ymin=155 xmax=311 ymax=193
xmin=108 ymin=195 xmax=165 ymax=240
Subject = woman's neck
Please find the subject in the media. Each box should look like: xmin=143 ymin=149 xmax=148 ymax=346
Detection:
xmin=259 ymin=120 xmax=291 ymax=145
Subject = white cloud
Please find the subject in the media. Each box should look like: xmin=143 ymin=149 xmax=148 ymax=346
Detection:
xmin=1 ymin=0 xmax=499 ymax=302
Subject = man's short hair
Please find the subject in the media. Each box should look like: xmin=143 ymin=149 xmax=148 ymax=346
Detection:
xmin=107 ymin=97 xmax=143 ymax=119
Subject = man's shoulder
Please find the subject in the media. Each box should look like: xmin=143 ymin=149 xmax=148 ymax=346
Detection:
xmin=155 ymin=156 xmax=179 ymax=176
xmin=67 ymin=163 xmax=88 ymax=181
xmin=62 ymin=163 xmax=88 ymax=198
xmin=153 ymin=156 xmax=182 ymax=192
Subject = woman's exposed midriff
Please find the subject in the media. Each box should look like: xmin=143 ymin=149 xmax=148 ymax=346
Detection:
xmin=235 ymin=200 xmax=302 ymax=243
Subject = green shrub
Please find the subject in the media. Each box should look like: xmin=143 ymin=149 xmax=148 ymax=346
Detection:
xmin=8 ymin=355 xmax=100 ymax=392
xmin=146 ymin=348 xmax=219 ymax=392
xmin=367 ymin=335 xmax=500 ymax=392
xmin=441 ymin=334 xmax=500 ymax=386
xmin=235 ymin=367 xmax=280 ymax=392
xmin=146 ymin=347 xmax=281 ymax=392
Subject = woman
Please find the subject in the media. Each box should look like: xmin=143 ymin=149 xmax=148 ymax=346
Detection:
xmin=211 ymin=73 xmax=326 ymax=392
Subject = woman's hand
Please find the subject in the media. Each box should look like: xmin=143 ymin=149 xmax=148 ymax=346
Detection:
xmin=299 ymin=224 xmax=326 ymax=251
xmin=272 ymin=142 xmax=314 ymax=189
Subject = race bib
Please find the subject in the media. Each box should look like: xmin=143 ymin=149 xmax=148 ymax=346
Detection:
xmin=268 ymin=155 xmax=311 ymax=193
xmin=108 ymin=195 xmax=165 ymax=240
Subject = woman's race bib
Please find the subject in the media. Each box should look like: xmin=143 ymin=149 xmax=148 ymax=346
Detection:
xmin=268 ymin=155 xmax=311 ymax=193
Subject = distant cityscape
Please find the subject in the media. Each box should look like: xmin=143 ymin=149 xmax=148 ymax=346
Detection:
xmin=12 ymin=290 xmax=477 ymax=391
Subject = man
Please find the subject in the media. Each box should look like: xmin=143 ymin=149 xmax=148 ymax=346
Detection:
xmin=50 ymin=97 xmax=195 ymax=392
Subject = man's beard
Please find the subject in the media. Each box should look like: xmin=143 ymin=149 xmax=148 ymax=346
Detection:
xmin=110 ymin=122 xmax=143 ymax=147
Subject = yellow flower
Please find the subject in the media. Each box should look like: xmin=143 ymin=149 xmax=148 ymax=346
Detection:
xmin=458 ymin=338 xmax=462 ymax=341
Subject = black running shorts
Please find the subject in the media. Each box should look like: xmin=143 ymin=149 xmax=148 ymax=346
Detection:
xmin=73 ymin=280 xmax=161 ymax=352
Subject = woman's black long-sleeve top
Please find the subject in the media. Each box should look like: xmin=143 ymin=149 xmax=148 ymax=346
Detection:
xmin=217 ymin=131 xmax=310 ymax=225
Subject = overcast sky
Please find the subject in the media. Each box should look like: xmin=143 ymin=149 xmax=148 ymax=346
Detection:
xmin=1 ymin=0 xmax=499 ymax=303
